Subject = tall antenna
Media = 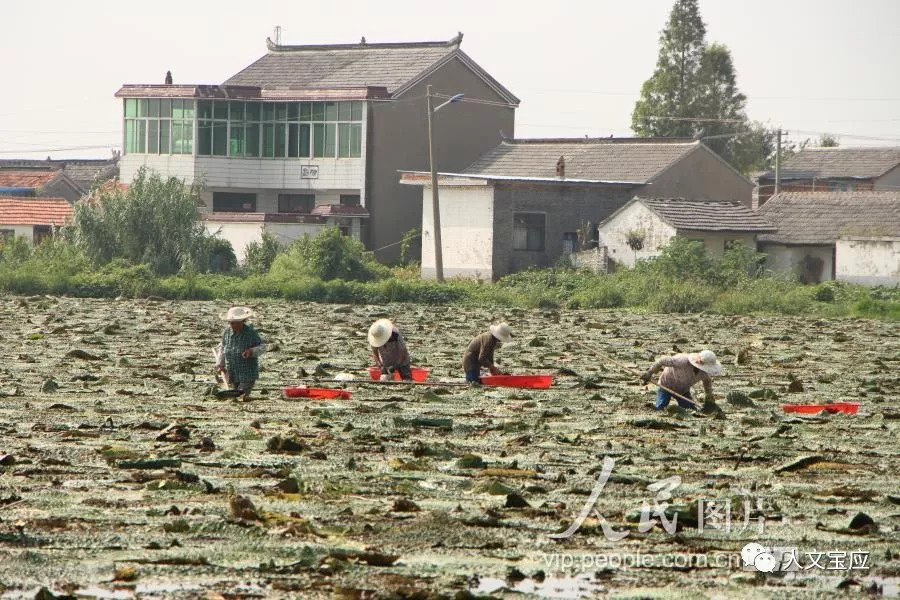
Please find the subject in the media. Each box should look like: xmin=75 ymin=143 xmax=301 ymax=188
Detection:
xmin=274 ymin=25 xmax=282 ymax=45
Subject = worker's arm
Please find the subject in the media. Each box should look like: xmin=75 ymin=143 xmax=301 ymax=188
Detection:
xmin=701 ymin=373 xmax=714 ymax=400
xmin=241 ymin=330 xmax=267 ymax=359
xmin=641 ymin=356 xmax=676 ymax=383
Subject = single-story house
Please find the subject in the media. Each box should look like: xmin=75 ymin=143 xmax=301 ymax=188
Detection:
xmin=597 ymin=197 xmax=776 ymax=268
xmin=0 ymin=156 xmax=119 ymax=199
xmin=0 ymin=197 xmax=74 ymax=244
xmin=399 ymin=137 xmax=754 ymax=280
xmin=0 ymin=169 xmax=84 ymax=204
xmin=757 ymin=146 xmax=900 ymax=206
xmin=757 ymin=191 xmax=900 ymax=284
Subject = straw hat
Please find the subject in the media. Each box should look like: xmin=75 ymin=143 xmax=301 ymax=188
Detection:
xmin=489 ymin=322 xmax=513 ymax=343
xmin=688 ymin=350 xmax=724 ymax=376
xmin=220 ymin=306 xmax=254 ymax=322
xmin=368 ymin=318 xmax=394 ymax=348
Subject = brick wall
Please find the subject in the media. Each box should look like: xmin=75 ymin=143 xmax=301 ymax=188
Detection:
xmin=491 ymin=183 xmax=632 ymax=279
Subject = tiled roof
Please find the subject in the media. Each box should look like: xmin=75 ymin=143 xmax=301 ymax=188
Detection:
xmin=762 ymin=147 xmax=900 ymax=180
xmin=202 ymin=212 xmax=326 ymax=224
xmin=310 ymin=204 xmax=370 ymax=217
xmin=757 ymin=191 xmax=900 ymax=244
xmin=464 ymin=138 xmax=699 ymax=183
xmin=639 ymin=198 xmax=776 ymax=232
xmin=224 ymin=38 xmax=460 ymax=93
xmin=0 ymin=169 xmax=61 ymax=188
xmin=0 ymin=158 xmax=119 ymax=193
xmin=0 ymin=197 xmax=74 ymax=226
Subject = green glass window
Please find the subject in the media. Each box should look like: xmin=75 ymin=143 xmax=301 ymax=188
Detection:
xmin=160 ymin=99 xmax=172 ymax=118
xmin=148 ymin=120 xmax=159 ymax=153
xmin=197 ymin=100 xmax=213 ymax=120
xmin=350 ymin=123 xmax=362 ymax=157
xmin=182 ymin=101 xmax=194 ymax=119
xmin=213 ymin=101 xmax=228 ymax=120
xmin=230 ymin=101 xmax=244 ymax=121
xmin=338 ymin=101 xmax=351 ymax=121
xmin=172 ymin=100 xmax=184 ymax=119
xmin=246 ymin=102 xmax=261 ymax=121
xmin=338 ymin=123 xmax=351 ymax=158
xmin=125 ymin=120 xmax=136 ymax=153
xmin=125 ymin=99 xmax=137 ymax=117
xmin=136 ymin=120 xmax=146 ymax=152
xmin=274 ymin=124 xmax=286 ymax=158
xmin=159 ymin=120 xmax=171 ymax=153
xmin=245 ymin=124 xmax=260 ymax=157
xmin=149 ymin=99 xmax=160 ymax=118
xmin=229 ymin=124 xmax=245 ymax=156
xmin=311 ymin=102 xmax=325 ymax=121
xmin=138 ymin=99 xmax=149 ymax=117
xmin=299 ymin=123 xmax=310 ymax=157
xmin=198 ymin=120 xmax=212 ymax=155
xmin=324 ymin=101 xmax=338 ymax=121
xmin=299 ymin=102 xmax=311 ymax=121
xmin=287 ymin=103 xmax=299 ymax=120
xmin=275 ymin=103 xmax=287 ymax=121
xmin=313 ymin=124 xmax=325 ymax=157
xmin=288 ymin=124 xmax=299 ymax=158
xmin=213 ymin=122 xmax=228 ymax=156
xmin=262 ymin=123 xmax=275 ymax=158
xmin=263 ymin=103 xmax=275 ymax=122
xmin=351 ymin=101 xmax=362 ymax=121
xmin=173 ymin=120 xmax=193 ymax=154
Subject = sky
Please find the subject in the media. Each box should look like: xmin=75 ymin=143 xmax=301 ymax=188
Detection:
xmin=2 ymin=0 xmax=899 ymax=159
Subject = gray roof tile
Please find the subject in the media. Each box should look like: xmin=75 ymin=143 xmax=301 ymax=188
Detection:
xmin=757 ymin=191 xmax=900 ymax=244
xmin=225 ymin=38 xmax=459 ymax=93
xmin=639 ymin=198 xmax=776 ymax=232
xmin=0 ymin=158 xmax=118 ymax=193
xmin=464 ymin=138 xmax=699 ymax=183
xmin=763 ymin=147 xmax=900 ymax=180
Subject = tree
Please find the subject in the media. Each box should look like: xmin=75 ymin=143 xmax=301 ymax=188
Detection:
xmin=72 ymin=167 xmax=212 ymax=275
xmin=632 ymin=0 xmax=767 ymax=174
xmin=818 ymin=133 xmax=840 ymax=147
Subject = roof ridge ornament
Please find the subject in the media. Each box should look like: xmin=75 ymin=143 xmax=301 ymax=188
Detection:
xmin=449 ymin=32 xmax=463 ymax=48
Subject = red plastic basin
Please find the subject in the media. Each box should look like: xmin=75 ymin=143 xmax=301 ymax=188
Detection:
xmin=781 ymin=402 xmax=860 ymax=415
xmin=368 ymin=367 xmax=430 ymax=382
xmin=283 ymin=387 xmax=353 ymax=400
xmin=481 ymin=374 xmax=554 ymax=389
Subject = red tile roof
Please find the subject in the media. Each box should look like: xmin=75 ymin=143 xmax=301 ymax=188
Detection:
xmin=0 ymin=197 xmax=73 ymax=226
xmin=0 ymin=169 xmax=61 ymax=188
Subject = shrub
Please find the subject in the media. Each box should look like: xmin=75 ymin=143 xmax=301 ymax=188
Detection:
xmin=270 ymin=227 xmax=388 ymax=282
xmin=647 ymin=281 xmax=716 ymax=313
xmin=244 ymin=232 xmax=284 ymax=274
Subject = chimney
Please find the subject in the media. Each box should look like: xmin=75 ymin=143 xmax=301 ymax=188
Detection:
xmin=165 ymin=70 xmax=173 ymax=85
xmin=556 ymin=156 xmax=565 ymax=178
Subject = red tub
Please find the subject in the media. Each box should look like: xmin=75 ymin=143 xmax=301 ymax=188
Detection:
xmin=781 ymin=402 xmax=860 ymax=415
xmin=368 ymin=367 xmax=430 ymax=382
xmin=481 ymin=374 xmax=554 ymax=389
xmin=283 ymin=387 xmax=353 ymax=400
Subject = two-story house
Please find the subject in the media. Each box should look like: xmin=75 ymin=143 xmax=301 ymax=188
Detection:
xmin=757 ymin=146 xmax=900 ymax=206
xmin=117 ymin=33 xmax=518 ymax=262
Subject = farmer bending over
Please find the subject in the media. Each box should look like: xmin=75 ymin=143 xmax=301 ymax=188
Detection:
xmin=215 ymin=306 xmax=267 ymax=397
xmin=368 ymin=318 xmax=412 ymax=381
xmin=463 ymin=322 xmax=512 ymax=384
xmin=640 ymin=349 xmax=723 ymax=410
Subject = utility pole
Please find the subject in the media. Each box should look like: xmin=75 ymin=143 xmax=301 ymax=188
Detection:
xmin=774 ymin=128 xmax=782 ymax=196
xmin=426 ymin=85 xmax=444 ymax=282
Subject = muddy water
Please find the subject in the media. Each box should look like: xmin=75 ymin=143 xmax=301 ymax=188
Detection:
xmin=0 ymin=297 xmax=897 ymax=599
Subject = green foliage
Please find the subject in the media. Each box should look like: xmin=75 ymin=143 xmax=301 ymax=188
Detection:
xmin=399 ymin=228 xmax=422 ymax=266
xmin=71 ymin=167 xmax=211 ymax=275
xmin=206 ymin=237 xmax=237 ymax=273
xmin=244 ymin=232 xmax=284 ymax=274
xmin=625 ymin=229 xmax=646 ymax=252
xmin=647 ymin=280 xmax=716 ymax=313
xmin=819 ymin=133 xmax=840 ymax=147
xmin=270 ymin=227 xmax=388 ymax=282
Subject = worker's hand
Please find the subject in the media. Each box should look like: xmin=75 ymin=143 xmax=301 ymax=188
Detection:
xmin=640 ymin=372 xmax=652 ymax=385
xmin=217 ymin=366 xmax=225 ymax=373
xmin=241 ymin=349 xmax=252 ymax=359
xmin=379 ymin=374 xmax=390 ymax=381
xmin=489 ymin=366 xmax=501 ymax=376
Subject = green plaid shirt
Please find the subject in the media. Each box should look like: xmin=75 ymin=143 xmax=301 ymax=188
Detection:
xmin=221 ymin=323 xmax=263 ymax=384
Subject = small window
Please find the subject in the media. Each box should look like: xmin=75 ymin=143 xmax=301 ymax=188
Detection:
xmin=339 ymin=194 xmax=361 ymax=206
xmin=278 ymin=193 xmax=315 ymax=213
xmin=212 ymin=192 xmax=257 ymax=212
xmin=562 ymin=232 xmax=578 ymax=254
xmin=513 ymin=213 xmax=545 ymax=251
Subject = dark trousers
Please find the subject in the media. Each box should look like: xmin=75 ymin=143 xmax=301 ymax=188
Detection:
xmin=465 ymin=367 xmax=482 ymax=383
xmin=383 ymin=364 xmax=413 ymax=381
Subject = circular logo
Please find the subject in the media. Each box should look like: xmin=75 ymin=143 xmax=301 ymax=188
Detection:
xmin=754 ymin=552 xmax=778 ymax=573
xmin=741 ymin=543 xmax=766 ymax=567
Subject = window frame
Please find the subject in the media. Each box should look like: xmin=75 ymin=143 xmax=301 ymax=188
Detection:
xmin=513 ymin=212 xmax=547 ymax=252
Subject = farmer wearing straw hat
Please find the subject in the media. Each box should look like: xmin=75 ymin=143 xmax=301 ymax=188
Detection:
xmin=640 ymin=350 xmax=723 ymax=410
xmin=215 ymin=306 xmax=267 ymax=397
xmin=463 ymin=322 xmax=513 ymax=384
xmin=368 ymin=319 xmax=412 ymax=381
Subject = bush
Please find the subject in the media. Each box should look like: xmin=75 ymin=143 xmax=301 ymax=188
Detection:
xmin=647 ymin=281 xmax=717 ymax=313
xmin=244 ymin=232 xmax=284 ymax=274
xmin=269 ymin=227 xmax=388 ymax=282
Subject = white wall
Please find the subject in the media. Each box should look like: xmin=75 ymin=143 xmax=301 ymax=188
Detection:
xmin=121 ymin=154 xmax=196 ymax=183
xmin=836 ymin=237 xmax=900 ymax=285
xmin=679 ymin=231 xmax=758 ymax=259
xmin=875 ymin=166 xmax=900 ymax=191
xmin=598 ymin=202 xmax=677 ymax=268
xmin=205 ymin=222 xmax=263 ymax=263
xmin=759 ymin=243 xmax=834 ymax=283
xmin=0 ymin=224 xmax=35 ymax=240
xmin=194 ymin=157 xmax=364 ymax=191
xmin=421 ymin=185 xmax=495 ymax=280
xmin=265 ymin=222 xmax=326 ymax=247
